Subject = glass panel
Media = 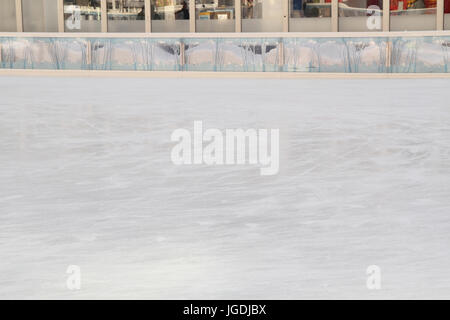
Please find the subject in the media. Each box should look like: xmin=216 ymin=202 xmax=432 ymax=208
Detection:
xmin=22 ymin=0 xmax=58 ymax=32
xmin=283 ymin=37 xmax=388 ymax=72
xmin=107 ymin=0 xmax=145 ymax=32
xmin=88 ymin=38 xmax=181 ymax=70
xmin=151 ymin=0 xmax=190 ymax=32
xmin=1 ymin=35 xmax=450 ymax=73
xmin=0 ymin=37 xmax=181 ymax=70
xmin=184 ymin=38 xmax=280 ymax=71
xmin=196 ymin=0 xmax=235 ymax=32
xmin=339 ymin=0 xmax=383 ymax=32
xmin=289 ymin=0 xmax=332 ymax=32
xmin=64 ymin=0 xmax=102 ymax=32
xmin=0 ymin=0 xmax=17 ymax=32
xmin=241 ymin=0 xmax=283 ymax=32
xmin=390 ymin=0 xmax=436 ymax=31
xmin=445 ymin=0 xmax=450 ymax=29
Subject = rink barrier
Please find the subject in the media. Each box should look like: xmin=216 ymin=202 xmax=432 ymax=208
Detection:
xmin=1 ymin=32 xmax=450 ymax=73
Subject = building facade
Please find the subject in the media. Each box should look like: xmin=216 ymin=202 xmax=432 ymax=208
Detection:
xmin=1 ymin=0 xmax=450 ymax=33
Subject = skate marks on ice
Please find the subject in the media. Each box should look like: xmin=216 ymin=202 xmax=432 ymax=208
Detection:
xmin=0 ymin=77 xmax=450 ymax=298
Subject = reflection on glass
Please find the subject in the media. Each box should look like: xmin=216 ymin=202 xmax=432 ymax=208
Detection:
xmin=151 ymin=0 xmax=190 ymax=32
xmin=184 ymin=38 xmax=280 ymax=71
xmin=444 ymin=0 xmax=450 ymax=29
xmin=339 ymin=0 xmax=383 ymax=32
xmin=107 ymin=0 xmax=145 ymax=32
xmin=22 ymin=0 xmax=58 ymax=32
xmin=64 ymin=0 xmax=101 ymax=32
xmin=0 ymin=0 xmax=17 ymax=32
xmin=196 ymin=0 xmax=235 ymax=32
xmin=289 ymin=0 xmax=331 ymax=32
xmin=3 ymin=35 xmax=450 ymax=73
xmin=390 ymin=0 xmax=436 ymax=31
xmin=241 ymin=0 xmax=283 ymax=32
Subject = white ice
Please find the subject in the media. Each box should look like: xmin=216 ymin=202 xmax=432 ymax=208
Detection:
xmin=1 ymin=76 xmax=450 ymax=299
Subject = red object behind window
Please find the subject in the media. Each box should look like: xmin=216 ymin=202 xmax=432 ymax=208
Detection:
xmin=390 ymin=0 xmax=408 ymax=10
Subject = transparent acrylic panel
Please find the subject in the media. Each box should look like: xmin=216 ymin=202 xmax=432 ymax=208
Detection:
xmin=85 ymin=38 xmax=181 ymax=70
xmin=241 ymin=0 xmax=283 ymax=32
xmin=64 ymin=0 xmax=102 ymax=32
xmin=0 ymin=0 xmax=17 ymax=32
xmin=0 ymin=38 xmax=65 ymax=69
xmin=1 ymin=35 xmax=450 ymax=73
xmin=390 ymin=37 xmax=450 ymax=73
xmin=0 ymin=37 xmax=181 ymax=71
xmin=289 ymin=0 xmax=332 ymax=32
xmin=22 ymin=0 xmax=59 ymax=32
xmin=196 ymin=0 xmax=235 ymax=32
xmin=109 ymin=38 xmax=180 ymax=70
xmin=184 ymin=38 xmax=280 ymax=71
xmin=151 ymin=0 xmax=190 ymax=32
xmin=283 ymin=37 xmax=388 ymax=72
xmin=445 ymin=0 xmax=450 ymax=29
xmin=107 ymin=0 xmax=145 ymax=32
xmin=0 ymin=38 xmax=31 ymax=69
xmin=339 ymin=0 xmax=383 ymax=32
xmin=390 ymin=0 xmax=436 ymax=31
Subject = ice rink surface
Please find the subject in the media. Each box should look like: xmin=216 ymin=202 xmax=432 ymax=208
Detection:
xmin=1 ymin=76 xmax=450 ymax=299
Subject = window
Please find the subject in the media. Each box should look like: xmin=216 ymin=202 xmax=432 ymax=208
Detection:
xmin=390 ymin=0 xmax=436 ymax=31
xmin=64 ymin=0 xmax=102 ymax=32
xmin=445 ymin=0 xmax=450 ymax=29
xmin=241 ymin=0 xmax=283 ymax=32
xmin=338 ymin=0 xmax=383 ymax=32
xmin=107 ymin=0 xmax=145 ymax=32
xmin=196 ymin=0 xmax=235 ymax=32
xmin=151 ymin=0 xmax=190 ymax=32
xmin=289 ymin=0 xmax=332 ymax=32
xmin=0 ymin=0 xmax=17 ymax=32
xmin=22 ymin=0 xmax=58 ymax=32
